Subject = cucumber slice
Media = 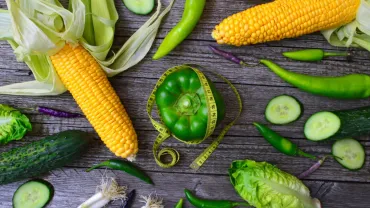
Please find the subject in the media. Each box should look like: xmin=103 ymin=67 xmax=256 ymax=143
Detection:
xmin=123 ymin=0 xmax=155 ymax=15
xmin=332 ymin=138 xmax=365 ymax=170
xmin=265 ymin=95 xmax=302 ymax=124
xmin=304 ymin=111 xmax=341 ymax=141
xmin=13 ymin=179 xmax=54 ymax=208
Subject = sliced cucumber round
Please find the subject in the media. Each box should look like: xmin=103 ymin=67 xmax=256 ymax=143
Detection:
xmin=13 ymin=179 xmax=54 ymax=208
xmin=332 ymin=138 xmax=365 ymax=170
xmin=123 ymin=0 xmax=155 ymax=15
xmin=304 ymin=111 xmax=341 ymax=141
xmin=265 ymin=95 xmax=302 ymax=125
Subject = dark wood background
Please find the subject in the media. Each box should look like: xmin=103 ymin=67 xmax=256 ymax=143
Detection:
xmin=1 ymin=0 xmax=370 ymax=207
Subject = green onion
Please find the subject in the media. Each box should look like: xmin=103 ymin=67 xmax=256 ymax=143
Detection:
xmin=140 ymin=194 xmax=164 ymax=208
xmin=78 ymin=176 xmax=127 ymax=208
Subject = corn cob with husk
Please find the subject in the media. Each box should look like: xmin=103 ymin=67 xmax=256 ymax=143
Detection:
xmin=50 ymin=44 xmax=138 ymax=159
xmin=212 ymin=0 xmax=362 ymax=47
xmin=0 ymin=0 xmax=175 ymax=160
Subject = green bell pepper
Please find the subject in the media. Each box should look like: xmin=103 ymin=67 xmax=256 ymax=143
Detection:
xmin=155 ymin=67 xmax=225 ymax=142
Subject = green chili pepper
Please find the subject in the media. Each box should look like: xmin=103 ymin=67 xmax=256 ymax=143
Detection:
xmin=156 ymin=67 xmax=225 ymax=142
xmin=86 ymin=159 xmax=153 ymax=185
xmin=254 ymin=122 xmax=316 ymax=159
xmin=153 ymin=0 xmax=206 ymax=60
xmin=184 ymin=189 xmax=249 ymax=208
xmin=174 ymin=198 xmax=184 ymax=208
xmin=283 ymin=49 xmax=350 ymax=62
xmin=260 ymin=59 xmax=370 ymax=99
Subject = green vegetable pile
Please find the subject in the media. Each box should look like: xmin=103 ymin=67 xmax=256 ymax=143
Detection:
xmin=0 ymin=0 xmax=369 ymax=207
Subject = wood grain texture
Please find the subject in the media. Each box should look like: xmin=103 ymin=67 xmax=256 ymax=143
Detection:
xmin=0 ymin=168 xmax=369 ymax=208
xmin=0 ymin=0 xmax=370 ymax=207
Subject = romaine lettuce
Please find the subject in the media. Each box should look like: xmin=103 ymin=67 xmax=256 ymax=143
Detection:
xmin=229 ymin=160 xmax=321 ymax=208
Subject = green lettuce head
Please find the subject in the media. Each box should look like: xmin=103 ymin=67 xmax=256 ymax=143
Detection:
xmin=229 ymin=160 xmax=321 ymax=208
xmin=0 ymin=104 xmax=32 ymax=144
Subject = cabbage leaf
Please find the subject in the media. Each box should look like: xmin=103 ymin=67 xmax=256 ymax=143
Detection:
xmin=229 ymin=160 xmax=321 ymax=208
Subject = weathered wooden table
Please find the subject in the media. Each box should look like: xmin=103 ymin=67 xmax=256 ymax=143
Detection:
xmin=1 ymin=0 xmax=370 ymax=207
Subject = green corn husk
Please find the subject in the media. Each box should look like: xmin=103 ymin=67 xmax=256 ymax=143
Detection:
xmin=81 ymin=0 xmax=118 ymax=60
xmin=0 ymin=0 xmax=175 ymax=95
xmin=322 ymin=0 xmax=370 ymax=51
xmin=78 ymin=0 xmax=95 ymax=45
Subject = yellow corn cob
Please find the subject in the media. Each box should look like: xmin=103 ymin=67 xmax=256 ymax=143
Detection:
xmin=212 ymin=0 xmax=361 ymax=46
xmin=50 ymin=44 xmax=138 ymax=160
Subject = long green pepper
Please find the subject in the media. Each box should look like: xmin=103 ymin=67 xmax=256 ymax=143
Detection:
xmin=283 ymin=49 xmax=350 ymax=62
xmin=261 ymin=59 xmax=370 ymax=99
xmin=184 ymin=189 xmax=249 ymax=208
xmin=153 ymin=0 xmax=206 ymax=59
xmin=254 ymin=123 xmax=316 ymax=159
xmin=174 ymin=198 xmax=184 ymax=208
xmin=86 ymin=159 xmax=153 ymax=184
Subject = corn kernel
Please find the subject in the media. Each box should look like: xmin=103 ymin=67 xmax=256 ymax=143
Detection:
xmin=212 ymin=0 xmax=360 ymax=46
xmin=50 ymin=44 xmax=138 ymax=159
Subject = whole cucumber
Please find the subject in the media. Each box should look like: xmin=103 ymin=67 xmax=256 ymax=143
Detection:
xmin=304 ymin=106 xmax=370 ymax=141
xmin=0 ymin=130 xmax=90 ymax=184
xmin=332 ymin=106 xmax=370 ymax=139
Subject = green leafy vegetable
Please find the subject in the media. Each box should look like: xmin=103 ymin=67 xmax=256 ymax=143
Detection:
xmin=229 ymin=160 xmax=321 ymax=208
xmin=0 ymin=104 xmax=31 ymax=144
xmin=322 ymin=0 xmax=370 ymax=51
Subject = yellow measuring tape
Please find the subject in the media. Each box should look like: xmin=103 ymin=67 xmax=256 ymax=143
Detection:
xmin=147 ymin=65 xmax=242 ymax=170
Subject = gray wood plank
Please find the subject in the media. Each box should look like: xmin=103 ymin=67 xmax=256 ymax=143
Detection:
xmin=0 ymin=168 xmax=368 ymax=208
